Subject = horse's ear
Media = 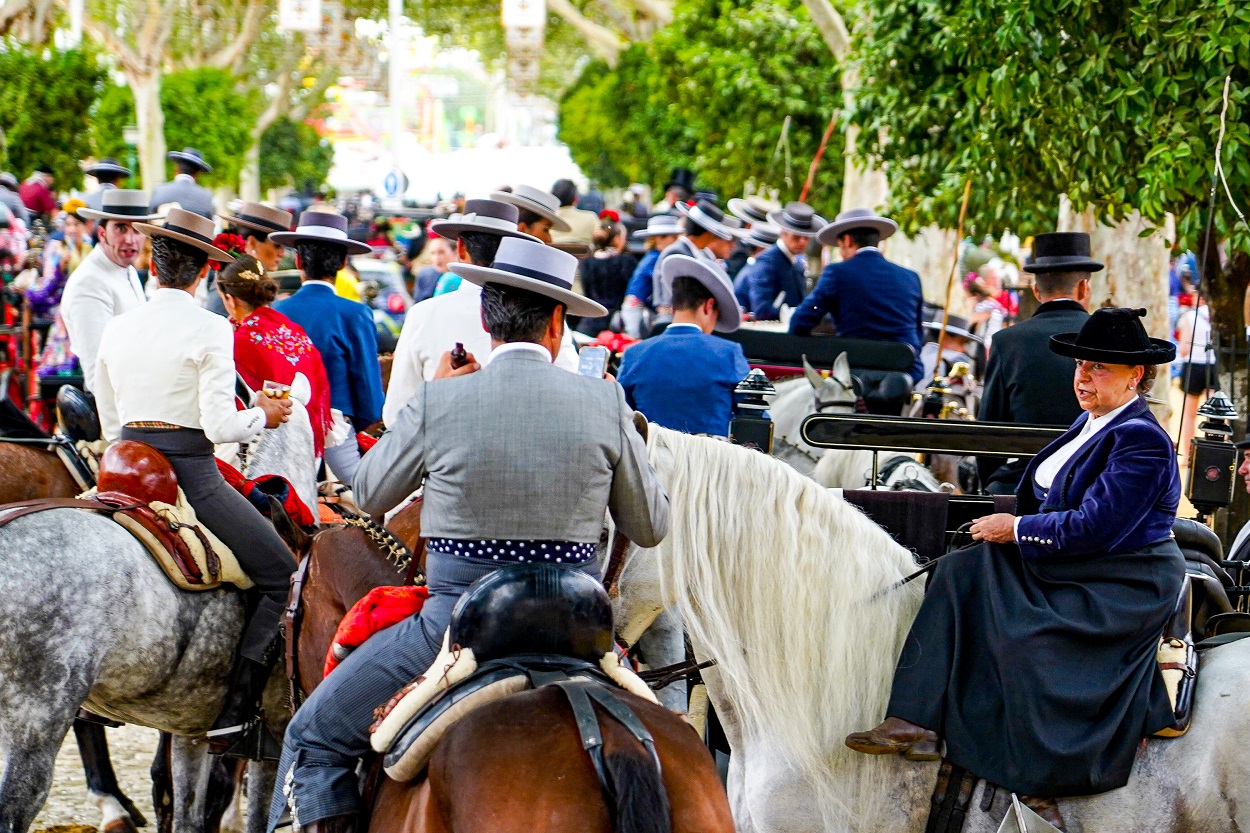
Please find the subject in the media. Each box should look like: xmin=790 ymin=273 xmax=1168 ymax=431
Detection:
xmin=802 ymin=355 xmax=823 ymax=390
xmin=267 ymin=494 xmax=312 ymax=556
xmin=832 ymin=352 xmax=852 ymax=385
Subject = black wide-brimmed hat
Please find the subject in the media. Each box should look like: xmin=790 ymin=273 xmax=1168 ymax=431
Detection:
xmin=1050 ymin=307 xmax=1175 ymax=364
xmin=1024 ymin=232 xmax=1104 ymax=274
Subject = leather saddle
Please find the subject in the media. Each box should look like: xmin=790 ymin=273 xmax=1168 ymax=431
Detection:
xmin=448 ymin=562 xmax=615 ymax=664
xmin=0 ymin=440 xmax=233 ymax=591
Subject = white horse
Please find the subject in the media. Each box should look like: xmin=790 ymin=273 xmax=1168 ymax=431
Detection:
xmin=770 ymin=354 xmax=944 ymax=491
xmin=219 ymin=380 xmax=319 ymax=515
xmin=627 ymin=425 xmax=1250 ymax=833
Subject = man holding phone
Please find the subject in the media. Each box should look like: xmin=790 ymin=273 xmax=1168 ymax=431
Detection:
xmin=617 ymin=255 xmax=749 ymax=436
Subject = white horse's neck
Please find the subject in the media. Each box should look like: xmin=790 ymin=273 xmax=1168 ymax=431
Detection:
xmin=645 ymin=426 xmax=927 ymax=830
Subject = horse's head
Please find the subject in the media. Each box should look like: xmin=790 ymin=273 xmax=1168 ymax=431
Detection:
xmin=267 ymin=494 xmax=314 ymax=558
xmin=803 ymin=352 xmax=857 ymax=414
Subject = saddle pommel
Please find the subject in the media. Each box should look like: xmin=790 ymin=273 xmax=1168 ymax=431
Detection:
xmin=97 ymin=440 xmax=180 ymax=506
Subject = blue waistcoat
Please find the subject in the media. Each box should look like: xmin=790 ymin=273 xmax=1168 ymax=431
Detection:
xmin=745 ymin=243 xmax=805 ymax=320
xmin=617 ymin=324 xmax=751 ymax=436
xmin=1015 ymin=397 xmax=1180 ymax=560
xmin=274 ymin=282 xmax=384 ymax=429
xmin=788 ymin=250 xmax=926 ymax=381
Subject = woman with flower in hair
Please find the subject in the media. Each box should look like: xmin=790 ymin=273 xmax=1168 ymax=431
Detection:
xmin=216 ymin=253 xmax=334 ymax=457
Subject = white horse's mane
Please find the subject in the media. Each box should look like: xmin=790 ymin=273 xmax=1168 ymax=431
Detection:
xmin=644 ymin=425 xmax=927 ymax=827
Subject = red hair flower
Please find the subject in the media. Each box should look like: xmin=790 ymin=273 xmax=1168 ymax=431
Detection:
xmin=599 ymin=209 xmax=621 ymax=222
xmin=213 ymin=232 xmax=249 ymax=259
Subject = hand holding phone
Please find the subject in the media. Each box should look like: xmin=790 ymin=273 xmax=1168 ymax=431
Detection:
xmin=578 ymin=345 xmax=610 ymax=378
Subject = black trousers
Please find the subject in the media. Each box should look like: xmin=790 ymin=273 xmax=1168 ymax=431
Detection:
xmin=122 ymin=426 xmax=297 ymax=659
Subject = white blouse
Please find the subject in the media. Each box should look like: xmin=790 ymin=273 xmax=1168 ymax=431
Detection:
xmin=95 ymin=288 xmax=266 ymax=444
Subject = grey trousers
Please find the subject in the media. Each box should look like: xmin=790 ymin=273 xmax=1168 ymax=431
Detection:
xmin=268 ymin=551 xmax=597 ymax=829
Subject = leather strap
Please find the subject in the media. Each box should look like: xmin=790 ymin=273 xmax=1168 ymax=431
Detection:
xmin=0 ymin=497 xmax=104 ymax=528
xmin=602 ymin=531 xmax=633 ymax=597
xmin=553 ymin=680 xmax=609 ymax=794
xmin=1159 ymin=661 xmax=1196 ymax=677
xmin=404 ymin=536 xmax=427 ymax=587
xmin=284 ymin=554 xmax=313 ymax=711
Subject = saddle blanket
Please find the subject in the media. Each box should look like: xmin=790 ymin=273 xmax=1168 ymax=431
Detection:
xmin=79 ymin=486 xmax=252 ymax=592
xmin=324 ymin=585 xmax=430 ymax=676
xmin=368 ymin=636 xmax=657 ymax=782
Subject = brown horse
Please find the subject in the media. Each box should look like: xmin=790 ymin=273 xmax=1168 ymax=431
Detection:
xmin=294 ymin=514 xmax=734 ymax=833
xmin=0 ymin=441 xmax=79 ymax=502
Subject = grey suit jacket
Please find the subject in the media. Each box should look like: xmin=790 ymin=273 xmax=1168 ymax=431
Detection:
xmin=354 ymin=347 xmax=670 ymax=547
xmin=84 ymin=184 xmax=117 ymax=212
xmin=148 ymin=177 xmax=214 ymax=218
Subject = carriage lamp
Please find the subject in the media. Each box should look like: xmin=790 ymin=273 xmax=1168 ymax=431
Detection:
xmin=1187 ymin=391 xmax=1240 ymax=520
xmin=730 ymin=369 xmax=776 ymax=454
xmin=918 ymin=376 xmax=952 ymax=419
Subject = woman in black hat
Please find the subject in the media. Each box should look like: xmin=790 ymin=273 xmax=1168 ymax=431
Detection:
xmin=846 ymin=308 xmax=1183 ymax=828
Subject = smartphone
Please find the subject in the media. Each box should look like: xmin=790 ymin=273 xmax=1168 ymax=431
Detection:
xmin=578 ymin=345 xmax=610 ymax=378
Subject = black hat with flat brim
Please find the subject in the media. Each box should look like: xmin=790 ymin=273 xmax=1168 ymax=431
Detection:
xmin=1050 ymin=307 xmax=1175 ymax=364
xmin=1024 ymin=232 xmax=1104 ymax=274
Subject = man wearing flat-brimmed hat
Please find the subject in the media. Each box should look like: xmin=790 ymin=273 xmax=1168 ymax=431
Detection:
xmin=732 ymin=224 xmax=781 ymax=311
xmin=790 ymin=207 xmax=926 ymax=383
xmin=383 ymin=198 xmax=581 ymax=427
xmin=82 ymin=158 xmax=132 ymax=212
xmin=270 ymin=236 xmax=667 ymax=833
xmin=223 ymin=201 xmax=294 ymax=272
xmin=490 ymin=184 xmax=570 ymax=244
xmin=148 ymin=148 xmax=214 ymax=218
xmin=651 ymin=167 xmax=695 ymax=217
xmin=95 ymin=207 xmax=295 ymax=759
xmin=921 ymin=314 xmax=983 ymax=381
xmin=725 ymin=195 xmax=780 ymax=279
xmin=741 ymin=201 xmax=825 ymax=321
xmin=272 ymin=211 xmax=382 ymax=485
xmin=651 ymin=199 xmax=737 ymax=315
xmin=977 ymin=231 xmax=1098 ymax=493
xmin=619 ymin=254 xmax=749 ymax=437
xmin=620 ymin=214 xmax=683 ymax=337
xmin=63 ymin=190 xmax=162 ymax=391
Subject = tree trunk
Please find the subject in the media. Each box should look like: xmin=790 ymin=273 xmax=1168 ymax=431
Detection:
xmin=239 ymin=139 xmax=260 ymax=202
xmin=1059 ymin=197 xmax=1174 ymax=422
xmin=131 ymin=71 xmax=166 ymax=190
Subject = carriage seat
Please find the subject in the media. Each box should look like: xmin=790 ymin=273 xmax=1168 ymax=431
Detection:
xmin=852 ymin=370 xmax=913 ymax=416
xmin=369 ymin=564 xmax=657 ymax=781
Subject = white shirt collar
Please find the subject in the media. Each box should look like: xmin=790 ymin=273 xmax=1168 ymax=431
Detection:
xmin=1084 ymin=398 xmax=1135 ymax=434
xmin=775 ymin=239 xmax=797 ymax=263
xmin=174 ymin=173 xmax=196 ymax=183
xmin=302 ymin=280 xmax=337 ymax=291
xmin=666 ymin=322 xmax=701 ymax=332
xmin=491 ymin=341 xmax=553 ymax=362
xmin=854 ymin=246 xmax=881 ymax=255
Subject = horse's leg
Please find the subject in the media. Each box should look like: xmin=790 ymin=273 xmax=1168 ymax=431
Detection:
xmin=75 ymin=719 xmax=148 ymax=833
xmin=216 ymin=762 xmax=247 ymax=833
xmin=243 ymin=761 xmax=278 ymax=833
xmin=0 ymin=715 xmax=76 ymax=833
xmin=169 ymin=735 xmax=219 ymax=833
xmin=152 ymin=733 xmax=174 ymax=833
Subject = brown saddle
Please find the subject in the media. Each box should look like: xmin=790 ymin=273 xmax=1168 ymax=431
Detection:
xmin=0 ymin=440 xmax=221 ymax=588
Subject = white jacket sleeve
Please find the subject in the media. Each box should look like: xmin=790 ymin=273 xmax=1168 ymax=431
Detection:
xmin=94 ymin=332 xmax=122 ymax=443
xmin=383 ymin=305 xmax=427 ymax=427
xmin=198 ymin=318 xmax=266 ymax=445
xmin=61 ymin=274 xmax=113 ymax=392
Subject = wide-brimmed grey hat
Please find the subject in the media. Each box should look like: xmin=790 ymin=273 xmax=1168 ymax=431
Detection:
xmin=727 ymin=195 xmax=781 ymax=225
xmin=77 ymin=189 xmax=162 ymax=222
xmin=745 ymin=224 xmax=781 ymax=249
xmin=489 ymin=184 xmax=571 ymax=232
xmin=675 ymin=199 xmax=735 ymax=241
xmin=631 ymin=215 xmax=683 ymax=238
xmin=450 ymin=237 xmax=607 ymax=318
xmin=270 ymin=210 xmax=372 ymax=255
xmin=816 ymin=207 xmax=899 ymax=246
xmin=222 ymin=201 xmax=293 ymax=236
xmin=136 ymin=208 xmax=232 ymax=262
xmin=924 ymin=314 xmax=983 ymax=344
xmin=0 ymin=172 xmax=17 ymax=190
xmin=661 ymin=254 xmax=741 ymax=333
xmin=83 ymin=157 xmax=131 ymax=179
xmin=767 ymin=202 xmax=827 ymax=237
xmin=429 ymin=199 xmax=540 ymax=243
xmin=168 ymin=147 xmax=212 ymax=173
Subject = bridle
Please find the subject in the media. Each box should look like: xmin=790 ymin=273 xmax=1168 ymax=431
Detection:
xmin=774 ymin=375 xmax=860 ymax=467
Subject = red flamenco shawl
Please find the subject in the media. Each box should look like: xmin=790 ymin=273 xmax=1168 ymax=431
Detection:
xmin=233 ymin=305 xmax=334 ymax=456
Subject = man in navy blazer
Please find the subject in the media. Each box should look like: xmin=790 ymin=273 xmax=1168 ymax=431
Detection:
xmin=745 ymin=201 xmax=824 ymax=320
xmin=272 ymin=212 xmax=383 ymax=482
xmin=789 ymin=208 xmax=925 ymax=382
xmin=619 ymin=255 xmax=749 ymax=436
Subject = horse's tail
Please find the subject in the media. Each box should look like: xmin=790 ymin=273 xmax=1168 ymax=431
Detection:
xmin=603 ymin=742 xmax=671 ymax=833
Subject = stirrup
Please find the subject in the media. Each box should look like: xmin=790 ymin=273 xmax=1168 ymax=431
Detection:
xmin=206 ymin=717 xmax=283 ymax=761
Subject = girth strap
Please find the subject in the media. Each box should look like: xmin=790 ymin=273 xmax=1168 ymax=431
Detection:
xmin=284 ymin=554 xmax=313 ymax=711
xmin=550 ymin=678 xmax=662 ymax=790
xmin=924 ymin=759 xmax=977 ymax=833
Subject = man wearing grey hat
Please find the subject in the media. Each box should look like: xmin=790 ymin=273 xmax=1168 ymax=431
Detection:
xmin=82 ymin=158 xmax=132 ymax=212
xmin=742 ymin=201 xmax=825 ymax=320
xmin=268 ymin=237 xmax=668 ymax=833
xmin=148 ymin=148 xmax=215 ymax=218
xmin=651 ymin=199 xmax=737 ymax=315
xmin=63 ymin=190 xmax=162 ymax=391
xmin=789 ymin=207 xmax=926 ymax=383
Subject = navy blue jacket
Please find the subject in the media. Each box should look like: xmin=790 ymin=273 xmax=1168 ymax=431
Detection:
xmin=274 ymin=281 xmax=384 ymax=429
xmin=788 ymin=249 xmax=925 ymax=381
xmin=617 ymin=324 xmax=751 ymax=436
xmin=1015 ymin=397 xmax=1179 ymax=560
xmin=746 ymin=244 xmax=805 ymax=320
xmin=625 ymin=249 xmax=659 ymax=308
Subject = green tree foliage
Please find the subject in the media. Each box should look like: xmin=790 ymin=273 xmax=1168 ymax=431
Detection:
xmin=852 ymin=0 xmax=1250 ymax=246
xmin=0 ymin=45 xmax=104 ymax=188
xmin=558 ymin=0 xmax=844 ymax=214
xmin=259 ymin=116 xmax=334 ymax=192
xmin=93 ymin=68 xmax=260 ymax=188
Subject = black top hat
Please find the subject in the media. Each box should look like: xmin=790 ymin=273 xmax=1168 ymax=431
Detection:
xmin=167 ymin=147 xmax=212 ymax=173
xmin=663 ymin=167 xmax=696 ymax=195
xmin=1050 ymin=307 xmax=1175 ymax=364
xmin=1024 ymin=232 xmax=1104 ymax=274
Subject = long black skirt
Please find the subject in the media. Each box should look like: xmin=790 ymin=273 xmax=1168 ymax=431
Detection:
xmin=887 ymin=537 xmax=1184 ymax=796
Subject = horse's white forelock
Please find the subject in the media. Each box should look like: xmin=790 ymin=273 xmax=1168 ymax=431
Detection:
xmin=644 ymin=425 xmax=926 ymax=828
